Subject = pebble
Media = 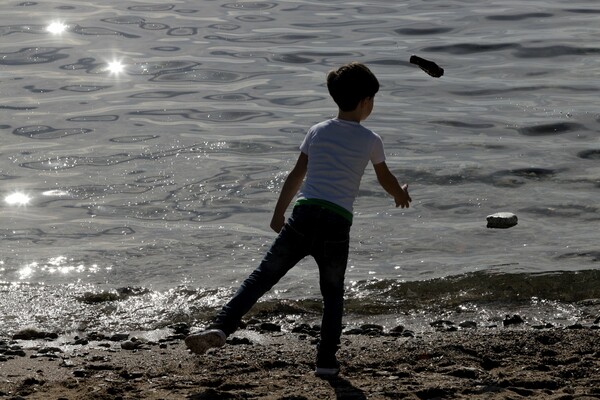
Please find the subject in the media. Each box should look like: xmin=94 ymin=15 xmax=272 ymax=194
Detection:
xmin=12 ymin=329 xmax=58 ymax=340
xmin=110 ymin=333 xmax=130 ymax=342
xmin=486 ymin=212 xmax=518 ymax=229
xmin=258 ymin=322 xmax=281 ymax=332
xmin=503 ymin=314 xmax=525 ymax=326
xmin=168 ymin=322 xmax=191 ymax=335
xmin=121 ymin=341 xmax=140 ymax=350
xmin=459 ymin=321 xmax=478 ymax=329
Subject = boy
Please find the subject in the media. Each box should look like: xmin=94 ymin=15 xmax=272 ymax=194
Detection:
xmin=185 ymin=62 xmax=411 ymax=376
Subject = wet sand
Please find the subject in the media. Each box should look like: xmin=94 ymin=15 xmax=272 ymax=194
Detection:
xmin=2 ymin=320 xmax=600 ymax=399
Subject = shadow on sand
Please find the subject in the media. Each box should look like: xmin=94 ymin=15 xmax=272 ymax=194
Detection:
xmin=321 ymin=375 xmax=367 ymax=400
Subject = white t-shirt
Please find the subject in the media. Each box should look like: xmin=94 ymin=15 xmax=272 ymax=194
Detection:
xmin=298 ymin=118 xmax=386 ymax=213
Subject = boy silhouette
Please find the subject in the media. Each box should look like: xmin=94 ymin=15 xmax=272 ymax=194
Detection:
xmin=186 ymin=62 xmax=411 ymax=376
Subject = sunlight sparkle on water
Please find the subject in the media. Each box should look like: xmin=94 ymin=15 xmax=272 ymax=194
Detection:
xmin=18 ymin=262 xmax=36 ymax=280
xmin=5 ymin=192 xmax=32 ymax=206
xmin=46 ymin=21 xmax=67 ymax=34
xmin=106 ymin=60 xmax=125 ymax=75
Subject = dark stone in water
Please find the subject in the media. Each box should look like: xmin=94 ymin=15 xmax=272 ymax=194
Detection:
xmin=566 ymin=323 xmax=584 ymax=330
xmin=390 ymin=325 xmax=405 ymax=335
xmin=503 ymin=314 xmax=524 ymax=326
xmin=168 ymin=322 xmax=190 ymax=335
xmin=12 ymin=329 xmax=58 ymax=340
xmin=116 ymin=286 xmax=150 ymax=297
xmin=258 ymin=322 xmax=281 ymax=332
xmin=487 ymin=212 xmax=518 ymax=229
xmin=110 ymin=333 xmax=130 ymax=342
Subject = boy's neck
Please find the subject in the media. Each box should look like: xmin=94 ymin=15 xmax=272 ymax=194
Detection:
xmin=336 ymin=110 xmax=362 ymax=123
xmin=335 ymin=97 xmax=373 ymax=123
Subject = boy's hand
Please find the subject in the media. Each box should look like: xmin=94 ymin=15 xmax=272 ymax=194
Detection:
xmin=374 ymin=162 xmax=412 ymax=209
xmin=270 ymin=214 xmax=285 ymax=233
xmin=395 ymin=184 xmax=412 ymax=208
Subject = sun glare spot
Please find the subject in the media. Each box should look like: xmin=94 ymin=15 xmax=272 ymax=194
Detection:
xmin=47 ymin=21 xmax=68 ymax=34
xmin=5 ymin=192 xmax=32 ymax=206
xmin=19 ymin=262 xmax=37 ymax=280
xmin=106 ymin=60 xmax=125 ymax=75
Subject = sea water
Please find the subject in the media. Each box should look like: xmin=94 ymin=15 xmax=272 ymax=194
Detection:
xmin=1 ymin=0 xmax=599 ymax=335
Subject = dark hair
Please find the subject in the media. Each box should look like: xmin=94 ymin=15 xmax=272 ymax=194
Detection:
xmin=326 ymin=62 xmax=379 ymax=112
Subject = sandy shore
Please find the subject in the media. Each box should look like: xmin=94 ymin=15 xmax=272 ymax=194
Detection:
xmin=2 ymin=321 xmax=600 ymax=399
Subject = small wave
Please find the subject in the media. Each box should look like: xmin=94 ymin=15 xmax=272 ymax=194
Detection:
xmin=517 ymin=122 xmax=583 ymax=136
xmin=578 ymin=149 xmax=600 ymax=160
xmin=2 ymin=270 xmax=598 ymax=336
xmin=520 ymin=204 xmax=598 ymax=219
xmin=395 ymin=27 xmax=454 ymax=36
xmin=72 ymin=25 xmax=141 ymax=39
xmin=12 ymin=125 xmax=92 ymax=140
xmin=429 ymin=120 xmax=495 ymax=129
xmin=485 ymin=13 xmax=553 ymax=21
xmin=514 ymin=45 xmax=600 ymax=58
xmin=222 ymin=2 xmax=277 ymax=10
xmin=0 ymin=47 xmax=69 ymax=65
xmin=67 ymin=115 xmax=119 ymax=122
xmin=343 ymin=270 xmax=600 ymax=314
xmin=423 ymin=43 xmax=517 ymax=55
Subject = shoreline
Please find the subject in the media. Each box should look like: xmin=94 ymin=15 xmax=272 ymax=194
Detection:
xmin=2 ymin=320 xmax=600 ymax=399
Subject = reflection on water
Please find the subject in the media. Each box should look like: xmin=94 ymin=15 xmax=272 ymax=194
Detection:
xmin=1 ymin=0 xmax=599 ymax=333
xmin=46 ymin=21 xmax=68 ymax=35
xmin=16 ymin=256 xmax=105 ymax=281
xmin=105 ymin=59 xmax=126 ymax=75
xmin=4 ymin=192 xmax=32 ymax=206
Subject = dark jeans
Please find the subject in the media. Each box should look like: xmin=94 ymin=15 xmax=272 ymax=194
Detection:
xmin=211 ymin=204 xmax=351 ymax=356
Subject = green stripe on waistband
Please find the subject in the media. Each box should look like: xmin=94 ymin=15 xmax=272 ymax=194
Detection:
xmin=294 ymin=198 xmax=353 ymax=223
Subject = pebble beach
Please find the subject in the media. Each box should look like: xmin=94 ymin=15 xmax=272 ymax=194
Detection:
xmin=2 ymin=315 xmax=600 ymax=400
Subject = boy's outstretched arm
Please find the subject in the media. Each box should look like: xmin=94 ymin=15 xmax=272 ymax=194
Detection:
xmin=270 ymin=152 xmax=308 ymax=233
xmin=373 ymin=161 xmax=412 ymax=208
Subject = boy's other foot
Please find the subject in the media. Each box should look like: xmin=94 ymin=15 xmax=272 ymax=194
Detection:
xmin=185 ymin=329 xmax=226 ymax=354
xmin=315 ymin=354 xmax=340 ymax=377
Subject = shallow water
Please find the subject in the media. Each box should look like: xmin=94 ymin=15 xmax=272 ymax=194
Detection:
xmin=1 ymin=0 xmax=599 ymax=335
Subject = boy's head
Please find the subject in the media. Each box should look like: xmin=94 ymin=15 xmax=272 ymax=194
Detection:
xmin=326 ymin=62 xmax=379 ymax=112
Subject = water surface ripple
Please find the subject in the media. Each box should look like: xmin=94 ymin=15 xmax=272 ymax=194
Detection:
xmin=1 ymin=0 xmax=598 ymax=334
